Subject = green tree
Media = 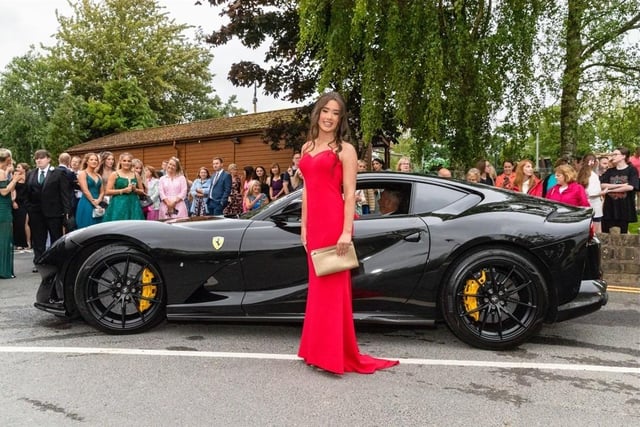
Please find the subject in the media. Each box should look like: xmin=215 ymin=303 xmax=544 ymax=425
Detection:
xmin=0 ymin=0 xmax=244 ymax=160
xmin=543 ymin=1 xmax=640 ymax=157
xmin=0 ymin=52 xmax=69 ymax=161
xmin=589 ymin=98 xmax=640 ymax=152
xmin=46 ymin=0 xmax=225 ymax=129
xmin=206 ymin=1 xmax=544 ymax=170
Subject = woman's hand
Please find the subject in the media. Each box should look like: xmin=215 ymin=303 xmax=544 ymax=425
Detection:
xmin=336 ymin=232 xmax=352 ymax=256
xmin=301 ymin=228 xmax=307 ymax=252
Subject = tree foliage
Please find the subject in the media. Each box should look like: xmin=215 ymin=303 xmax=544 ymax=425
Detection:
xmin=206 ymin=1 xmax=545 ymax=170
xmin=0 ymin=0 xmax=242 ymax=160
xmin=541 ymin=0 xmax=640 ymax=157
xmin=46 ymin=0 xmax=224 ymax=129
xmin=0 ymin=52 xmax=76 ymax=161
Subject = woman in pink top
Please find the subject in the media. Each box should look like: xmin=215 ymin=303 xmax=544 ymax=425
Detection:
xmin=158 ymin=157 xmax=188 ymax=219
xmin=546 ymin=164 xmax=589 ymax=207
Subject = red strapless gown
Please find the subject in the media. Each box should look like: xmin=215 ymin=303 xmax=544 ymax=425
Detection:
xmin=297 ymin=149 xmax=398 ymax=374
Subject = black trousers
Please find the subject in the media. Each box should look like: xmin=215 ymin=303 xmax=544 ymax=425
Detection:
xmin=28 ymin=210 xmax=64 ymax=262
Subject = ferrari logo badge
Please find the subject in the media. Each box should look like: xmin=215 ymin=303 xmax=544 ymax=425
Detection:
xmin=212 ymin=236 xmax=224 ymax=250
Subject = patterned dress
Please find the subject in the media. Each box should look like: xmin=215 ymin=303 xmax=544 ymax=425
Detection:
xmin=223 ymin=175 xmax=243 ymax=215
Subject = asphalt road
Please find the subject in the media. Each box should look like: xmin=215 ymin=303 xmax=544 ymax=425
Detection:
xmin=1 ymin=250 xmax=639 ymax=426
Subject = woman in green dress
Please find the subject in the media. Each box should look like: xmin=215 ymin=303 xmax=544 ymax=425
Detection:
xmin=0 ymin=148 xmax=24 ymax=279
xmin=102 ymin=152 xmax=146 ymax=222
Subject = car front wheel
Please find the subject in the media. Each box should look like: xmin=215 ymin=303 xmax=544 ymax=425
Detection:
xmin=74 ymin=245 xmax=166 ymax=334
xmin=440 ymin=247 xmax=548 ymax=350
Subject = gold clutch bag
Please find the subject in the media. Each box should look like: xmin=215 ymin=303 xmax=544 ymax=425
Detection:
xmin=310 ymin=244 xmax=359 ymax=277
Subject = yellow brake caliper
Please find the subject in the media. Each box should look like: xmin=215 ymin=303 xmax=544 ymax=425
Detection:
xmin=139 ymin=268 xmax=157 ymax=312
xmin=463 ymin=270 xmax=486 ymax=321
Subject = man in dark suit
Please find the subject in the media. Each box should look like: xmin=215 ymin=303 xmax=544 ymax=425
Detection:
xmin=26 ymin=149 xmax=72 ymax=272
xmin=207 ymin=156 xmax=232 ymax=215
xmin=57 ymin=152 xmax=78 ymax=229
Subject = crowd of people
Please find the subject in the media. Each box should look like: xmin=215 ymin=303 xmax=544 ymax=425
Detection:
xmin=0 ymin=146 xmax=314 ymax=277
xmin=457 ymin=148 xmax=640 ymax=234
xmin=1 ymin=143 xmax=638 ymax=278
xmin=364 ymin=147 xmax=639 ymax=234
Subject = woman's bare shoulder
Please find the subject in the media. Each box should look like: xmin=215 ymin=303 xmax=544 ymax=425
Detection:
xmin=338 ymin=140 xmax=357 ymax=158
xmin=301 ymin=141 xmax=313 ymax=153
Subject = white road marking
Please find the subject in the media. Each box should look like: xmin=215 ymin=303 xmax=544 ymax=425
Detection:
xmin=1 ymin=346 xmax=638 ymax=374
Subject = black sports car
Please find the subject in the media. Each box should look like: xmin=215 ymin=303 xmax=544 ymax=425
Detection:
xmin=34 ymin=173 xmax=607 ymax=350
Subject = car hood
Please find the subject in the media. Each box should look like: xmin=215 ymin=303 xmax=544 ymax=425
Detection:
xmin=62 ymin=216 xmax=250 ymax=247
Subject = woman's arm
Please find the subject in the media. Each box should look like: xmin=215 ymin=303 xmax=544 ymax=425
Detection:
xmin=189 ymin=179 xmax=200 ymax=198
xmin=601 ymin=181 xmax=634 ymax=193
xmin=77 ymin=171 xmax=98 ymax=207
xmin=0 ymin=170 xmax=20 ymax=196
xmin=300 ymin=142 xmax=310 ymax=250
xmin=158 ymin=176 xmax=173 ymax=208
xmin=147 ymin=179 xmax=159 ymax=202
xmin=301 ymin=187 xmax=307 ymax=250
xmin=134 ymin=173 xmax=146 ymax=195
xmin=244 ymin=194 xmax=262 ymax=211
xmin=105 ymin=172 xmax=119 ymax=196
xmin=337 ymin=143 xmax=357 ymax=255
xmin=178 ymin=176 xmax=188 ymax=201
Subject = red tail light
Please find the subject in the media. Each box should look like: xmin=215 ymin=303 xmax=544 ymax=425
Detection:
xmin=589 ymin=221 xmax=595 ymax=240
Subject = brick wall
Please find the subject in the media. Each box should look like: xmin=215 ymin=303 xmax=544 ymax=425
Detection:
xmin=598 ymin=231 xmax=640 ymax=286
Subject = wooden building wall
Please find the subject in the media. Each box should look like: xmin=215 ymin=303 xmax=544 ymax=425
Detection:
xmin=82 ymin=136 xmax=293 ymax=180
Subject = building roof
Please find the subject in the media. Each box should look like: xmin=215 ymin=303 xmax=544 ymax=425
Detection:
xmin=67 ymin=108 xmax=299 ymax=153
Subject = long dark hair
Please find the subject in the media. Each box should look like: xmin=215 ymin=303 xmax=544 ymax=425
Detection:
xmin=306 ymin=91 xmax=351 ymax=154
xmin=244 ymin=165 xmax=256 ymax=181
xmin=577 ymin=153 xmax=596 ymax=188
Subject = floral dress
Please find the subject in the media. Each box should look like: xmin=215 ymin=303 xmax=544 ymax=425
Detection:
xmin=223 ymin=175 xmax=243 ymax=215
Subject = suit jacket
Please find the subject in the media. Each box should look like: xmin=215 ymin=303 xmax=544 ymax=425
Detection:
xmin=208 ymin=170 xmax=232 ymax=209
xmin=26 ymin=166 xmax=72 ymax=218
xmin=57 ymin=165 xmax=79 ymax=212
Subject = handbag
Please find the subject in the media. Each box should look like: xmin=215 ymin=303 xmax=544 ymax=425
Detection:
xmin=139 ymin=195 xmax=153 ymax=208
xmin=310 ymin=243 xmax=358 ymax=277
xmin=92 ymin=207 xmax=105 ymax=218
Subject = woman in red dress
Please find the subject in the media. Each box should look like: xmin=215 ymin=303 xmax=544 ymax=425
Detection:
xmin=297 ymin=92 xmax=398 ymax=375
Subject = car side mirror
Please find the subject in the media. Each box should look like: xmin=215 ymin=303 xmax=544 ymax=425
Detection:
xmin=271 ymin=201 xmax=302 ymax=223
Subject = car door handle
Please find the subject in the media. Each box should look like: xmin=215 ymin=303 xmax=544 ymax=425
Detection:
xmin=404 ymin=232 xmax=421 ymax=242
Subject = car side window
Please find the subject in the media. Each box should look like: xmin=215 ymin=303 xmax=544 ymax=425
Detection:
xmin=356 ymin=182 xmax=411 ymax=217
xmin=274 ymin=200 xmax=302 ymax=222
xmin=413 ymin=182 xmax=466 ymax=213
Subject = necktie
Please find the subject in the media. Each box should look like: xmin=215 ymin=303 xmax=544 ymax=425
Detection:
xmin=38 ymin=169 xmax=45 ymax=184
xmin=209 ymin=172 xmax=219 ymax=198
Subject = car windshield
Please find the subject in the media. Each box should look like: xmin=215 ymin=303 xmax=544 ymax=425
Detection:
xmin=240 ymin=190 xmax=301 ymax=219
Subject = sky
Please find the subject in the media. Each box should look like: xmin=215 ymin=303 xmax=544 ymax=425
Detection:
xmin=0 ymin=0 xmax=300 ymax=113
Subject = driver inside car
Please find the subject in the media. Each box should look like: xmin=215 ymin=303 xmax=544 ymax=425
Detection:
xmin=377 ymin=189 xmax=402 ymax=215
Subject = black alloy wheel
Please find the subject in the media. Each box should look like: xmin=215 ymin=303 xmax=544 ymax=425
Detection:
xmin=74 ymin=245 xmax=166 ymax=334
xmin=440 ymin=247 xmax=548 ymax=350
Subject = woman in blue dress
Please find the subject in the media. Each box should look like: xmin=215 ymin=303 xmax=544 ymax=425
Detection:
xmin=189 ymin=167 xmax=211 ymax=216
xmin=75 ymin=153 xmax=105 ymax=228
xmin=103 ymin=153 xmax=146 ymax=222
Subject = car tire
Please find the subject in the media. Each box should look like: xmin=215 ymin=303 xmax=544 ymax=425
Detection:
xmin=74 ymin=244 xmax=166 ymax=334
xmin=440 ymin=247 xmax=548 ymax=350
